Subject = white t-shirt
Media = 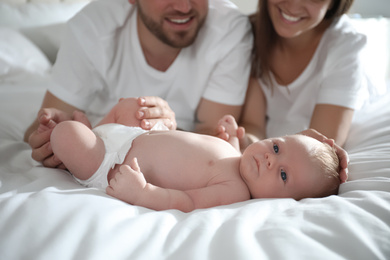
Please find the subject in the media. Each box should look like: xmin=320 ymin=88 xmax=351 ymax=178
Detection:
xmin=49 ymin=0 xmax=253 ymax=131
xmin=261 ymin=15 xmax=368 ymax=138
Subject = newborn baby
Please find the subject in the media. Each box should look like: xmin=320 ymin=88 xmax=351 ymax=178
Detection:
xmin=48 ymin=98 xmax=341 ymax=212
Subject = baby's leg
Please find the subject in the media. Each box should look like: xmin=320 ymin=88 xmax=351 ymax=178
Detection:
xmin=72 ymin=110 xmax=92 ymax=129
xmin=96 ymin=97 xmax=141 ymax=127
xmin=51 ymin=121 xmax=105 ymax=180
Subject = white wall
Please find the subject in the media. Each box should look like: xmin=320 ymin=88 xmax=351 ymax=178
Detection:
xmin=230 ymin=0 xmax=257 ymax=15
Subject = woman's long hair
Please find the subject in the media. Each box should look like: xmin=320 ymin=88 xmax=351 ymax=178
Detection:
xmin=250 ymin=0 xmax=355 ymax=86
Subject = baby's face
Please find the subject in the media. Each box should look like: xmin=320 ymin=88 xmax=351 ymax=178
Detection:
xmin=240 ymin=135 xmax=322 ymax=200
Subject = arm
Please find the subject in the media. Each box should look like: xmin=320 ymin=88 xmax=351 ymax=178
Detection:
xmin=193 ymin=10 xmax=252 ymax=137
xmin=195 ymin=98 xmax=242 ymax=136
xmin=238 ymin=77 xmax=267 ymax=149
xmin=306 ymin=104 xmax=353 ymax=182
xmin=24 ymin=91 xmax=82 ymax=167
xmin=309 ymin=104 xmax=354 ymax=147
xmin=106 ymin=158 xmax=249 ymax=212
xmin=309 ymin=27 xmax=365 ymax=146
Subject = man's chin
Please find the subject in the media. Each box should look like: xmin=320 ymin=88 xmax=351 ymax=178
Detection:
xmin=164 ymin=33 xmax=198 ymax=48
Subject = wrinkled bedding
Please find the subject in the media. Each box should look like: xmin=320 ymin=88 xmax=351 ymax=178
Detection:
xmin=0 ymin=65 xmax=389 ymax=260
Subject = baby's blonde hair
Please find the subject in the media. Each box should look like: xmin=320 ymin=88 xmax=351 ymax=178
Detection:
xmin=309 ymin=142 xmax=341 ymax=198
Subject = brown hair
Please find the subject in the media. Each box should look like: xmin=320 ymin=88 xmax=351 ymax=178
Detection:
xmin=250 ymin=0 xmax=355 ymax=86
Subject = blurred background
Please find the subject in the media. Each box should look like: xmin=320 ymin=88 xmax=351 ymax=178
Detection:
xmin=230 ymin=0 xmax=390 ymax=17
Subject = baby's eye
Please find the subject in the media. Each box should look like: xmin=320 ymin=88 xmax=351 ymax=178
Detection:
xmin=273 ymin=143 xmax=279 ymax=154
xmin=281 ymin=170 xmax=287 ymax=182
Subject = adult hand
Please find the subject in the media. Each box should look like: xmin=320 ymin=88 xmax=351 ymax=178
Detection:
xmin=136 ymin=96 xmax=177 ymax=130
xmin=300 ymin=128 xmax=349 ymax=183
xmin=28 ymin=108 xmax=72 ymax=168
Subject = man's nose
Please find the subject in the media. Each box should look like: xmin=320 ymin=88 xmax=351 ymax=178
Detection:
xmin=172 ymin=0 xmax=192 ymax=13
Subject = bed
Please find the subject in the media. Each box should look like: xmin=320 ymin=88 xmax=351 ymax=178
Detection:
xmin=1 ymin=0 xmax=390 ymax=259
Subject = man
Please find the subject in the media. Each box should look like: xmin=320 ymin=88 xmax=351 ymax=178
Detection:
xmin=24 ymin=0 xmax=253 ymax=168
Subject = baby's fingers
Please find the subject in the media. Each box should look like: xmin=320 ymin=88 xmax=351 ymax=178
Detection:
xmin=237 ymin=126 xmax=246 ymax=140
xmin=129 ymin=158 xmax=141 ymax=172
xmin=106 ymin=184 xmax=115 ymax=195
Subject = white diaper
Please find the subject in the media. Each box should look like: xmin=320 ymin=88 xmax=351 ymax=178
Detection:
xmin=74 ymin=122 xmax=169 ymax=191
xmin=74 ymin=124 xmax=147 ymax=190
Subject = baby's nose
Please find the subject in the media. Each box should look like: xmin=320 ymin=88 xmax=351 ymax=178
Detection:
xmin=265 ymin=153 xmax=276 ymax=169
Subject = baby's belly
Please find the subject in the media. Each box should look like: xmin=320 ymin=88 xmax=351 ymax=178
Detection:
xmin=107 ymin=130 xmax=239 ymax=189
xmin=118 ymin=154 xmax=215 ymax=190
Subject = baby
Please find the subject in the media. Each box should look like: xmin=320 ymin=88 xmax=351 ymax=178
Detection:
xmin=48 ymin=98 xmax=341 ymax=212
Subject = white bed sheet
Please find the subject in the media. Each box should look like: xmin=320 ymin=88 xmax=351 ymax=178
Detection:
xmin=0 ymin=68 xmax=390 ymax=260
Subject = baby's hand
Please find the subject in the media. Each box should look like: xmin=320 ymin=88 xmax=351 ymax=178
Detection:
xmin=217 ymin=115 xmax=239 ymax=142
xmin=217 ymin=115 xmax=245 ymax=152
xmin=217 ymin=115 xmax=245 ymax=141
xmin=218 ymin=115 xmax=238 ymax=138
xmin=106 ymin=158 xmax=147 ymax=204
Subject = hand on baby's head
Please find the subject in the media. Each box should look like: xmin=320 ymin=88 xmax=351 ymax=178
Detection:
xmin=321 ymin=138 xmax=348 ymax=184
xmin=300 ymin=129 xmax=349 ymax=184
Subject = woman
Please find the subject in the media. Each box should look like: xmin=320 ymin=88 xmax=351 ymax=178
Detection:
xmin=239 ymin=0 xmax=366 ymax=148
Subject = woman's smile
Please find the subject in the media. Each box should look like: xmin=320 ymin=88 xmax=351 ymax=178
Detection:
xmin=280 ymin=9 xmax=301 ymax=23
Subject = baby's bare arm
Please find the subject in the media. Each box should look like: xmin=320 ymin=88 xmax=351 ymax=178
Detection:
xmin=106 ymin=158 xmax=250 ymax=212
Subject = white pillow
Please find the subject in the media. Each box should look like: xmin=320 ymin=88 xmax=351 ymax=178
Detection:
xmin=0 ymin=27 xmax=51 ymax=77
xmin=0 ymin=2 xmax=90 ymax=63
xmin=0 ymin=2 xmax=90 ymax=29
xmin=20 ymin=23 xmax=66 ymax=64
